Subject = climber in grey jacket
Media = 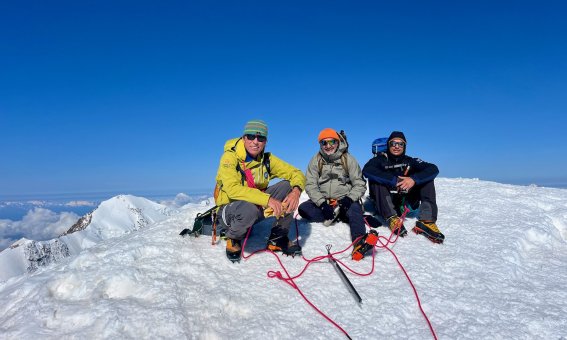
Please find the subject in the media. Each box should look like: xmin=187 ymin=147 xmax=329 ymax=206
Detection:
xmin=298 ymin=128 xmax=368 ymax=248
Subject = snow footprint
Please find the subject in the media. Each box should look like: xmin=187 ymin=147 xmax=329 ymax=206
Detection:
xmin=217 ymin=296 xmax=252 ymax=318
xmin=97 ymin=273 xmax=151 ymax=300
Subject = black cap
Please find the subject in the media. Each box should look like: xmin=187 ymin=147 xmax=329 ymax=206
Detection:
xmin=387 ymin=131 xmax=407 ymax=157
xmin=388 ymin=131 xmax=406 ymax=144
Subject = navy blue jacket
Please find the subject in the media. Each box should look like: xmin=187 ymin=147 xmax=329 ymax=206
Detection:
xmin=362 ymin=153 xmax=439 ymax=189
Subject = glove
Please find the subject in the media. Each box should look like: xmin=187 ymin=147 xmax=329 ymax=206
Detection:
xmin=320 ymin=202 xmax=335 ymax=221
xmin=338 ymin=196 xmax=353 ymax=212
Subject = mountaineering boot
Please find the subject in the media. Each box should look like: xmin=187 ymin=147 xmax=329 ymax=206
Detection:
xmin=387 ymin=215 xmax=408 ymax=237
xmin=351 ymin=230 xmax=379 ymax=261
xmin=226 ymin=238 xmax=242 ymax=263
xmin=266 ymin=234 xmax=302 ymax=257
xmin=413 ymin=221 xmax=445 ymax=244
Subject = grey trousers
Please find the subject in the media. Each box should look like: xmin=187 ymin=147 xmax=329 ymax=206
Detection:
xmin=217 ymin=180 xmax=294 ymax=240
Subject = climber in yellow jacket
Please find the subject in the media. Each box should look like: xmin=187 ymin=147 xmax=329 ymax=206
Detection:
xmin=214 ymin=119 xmax=306 ymax=262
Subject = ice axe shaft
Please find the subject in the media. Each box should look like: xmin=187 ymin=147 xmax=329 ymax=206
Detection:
xmin=326 ymin=244 xmax=362 ymax=304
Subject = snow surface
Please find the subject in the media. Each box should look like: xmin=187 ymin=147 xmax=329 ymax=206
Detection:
xmin=1 ymin=178 xmax=566 ymax=339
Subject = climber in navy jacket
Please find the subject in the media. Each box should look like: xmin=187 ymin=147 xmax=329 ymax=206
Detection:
xmin=363 ymin=131 xmax=445 ymax=243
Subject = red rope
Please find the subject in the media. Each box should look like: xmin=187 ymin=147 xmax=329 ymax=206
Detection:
xmin=371 ymin=205 xmax=438 ymax=340
xmin=376 ymin=236 xmax=438 ymax=340
xmin=240 ymin=226 xmax=354 ymax=339
xmin=237 ymin=206 xmax=437 ymax=339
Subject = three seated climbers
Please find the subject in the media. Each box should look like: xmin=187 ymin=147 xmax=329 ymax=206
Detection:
xmin=211 ymin=120 xmax=444 ymax=262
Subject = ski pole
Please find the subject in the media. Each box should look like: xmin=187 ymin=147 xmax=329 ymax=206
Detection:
xmin=326 ymin=244 xmax=362 ymax=305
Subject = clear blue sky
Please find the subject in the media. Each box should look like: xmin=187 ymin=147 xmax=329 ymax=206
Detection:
xmin=1 ymin=1 xmax=566 ymax=197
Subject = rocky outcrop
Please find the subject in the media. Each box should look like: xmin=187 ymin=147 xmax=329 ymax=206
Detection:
xmin=62 ymin=212 xmax=93 ymax=236
xmin=24 ymin=239 xmax=70 ymax=273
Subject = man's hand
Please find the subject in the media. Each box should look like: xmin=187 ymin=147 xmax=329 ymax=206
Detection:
xmin=396 ymin=176 xmax=415 ymax=192
xmin=267 ymin=197 xmax=283 ymax=217
xmin=282 ymin=187 xmax=301 ymax=213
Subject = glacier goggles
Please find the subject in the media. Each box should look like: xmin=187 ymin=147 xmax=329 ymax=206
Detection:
xmin=389 ymin=141 xmax=406 ymax=148
xmin=244 ymin=134 xmax=267 ymax=142
xmin=320 ymin=139 xmax=338 ymax=147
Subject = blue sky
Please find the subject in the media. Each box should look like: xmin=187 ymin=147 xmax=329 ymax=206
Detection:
xmin=1 ymin=0 xmax=566 ymax=198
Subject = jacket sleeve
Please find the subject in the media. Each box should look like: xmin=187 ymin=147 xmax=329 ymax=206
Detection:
xmin=408 ymin=157 xmax=439 ymax=185
xmin=267 ymin=153 xmax=306 ymax=192
xmin=304 ymin=154 xmax=326 ymax=206
xmin=217 ymin=151 xmax=271 ymax=206
xmin=346 ymin=154 xmax=367 ymax=201
xmin=362 ymin=156 xmax=398 ymax=187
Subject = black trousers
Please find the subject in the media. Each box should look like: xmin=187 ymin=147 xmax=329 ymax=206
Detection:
xmin=298 ymin=199 xmax=366 ymax=241
xmin=368 ymin=180 xmax=438 ymax=222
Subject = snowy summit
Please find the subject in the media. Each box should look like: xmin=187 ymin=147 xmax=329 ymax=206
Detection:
xmin=0 ymin=178 xmax=566 ymax=339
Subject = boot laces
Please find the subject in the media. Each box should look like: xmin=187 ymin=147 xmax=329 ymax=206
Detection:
xmin=388 ymin=216 xmax=402 ymax=231
xmin=226 ymin=239 xmax=241 ymax=252
xmin=419 ymin=221 xmax=440 ymax=233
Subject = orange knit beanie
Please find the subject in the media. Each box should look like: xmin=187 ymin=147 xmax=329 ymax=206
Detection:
xmin=318 ymin=128 xmax=339 ymax=142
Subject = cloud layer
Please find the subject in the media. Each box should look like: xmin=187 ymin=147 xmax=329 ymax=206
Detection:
xmin=0 ymin=208 xmax=79 ymax=251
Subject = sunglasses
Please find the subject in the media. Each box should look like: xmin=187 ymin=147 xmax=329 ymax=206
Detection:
xmin=244 ymin=134 xmax=267 ymax=142
xmin=389 ymin=141 xmax=406 ymax=148
xmin=320 ymin=139 xmax=338 ymax=147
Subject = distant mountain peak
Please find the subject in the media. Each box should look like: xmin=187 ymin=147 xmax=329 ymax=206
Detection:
xmin=0 ymin=194 xmax=171 ymax=281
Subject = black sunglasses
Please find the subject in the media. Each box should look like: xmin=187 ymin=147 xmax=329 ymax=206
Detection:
xmin=389 ymin=141 xmax=406 ymax=148
xmin=244 ymin=134 xmax=267 ymax=142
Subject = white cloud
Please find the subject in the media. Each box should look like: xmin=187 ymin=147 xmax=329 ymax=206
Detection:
xmin=173 ymin=193 xmax=192 ymax=206
xmin=26 ymin=200 xmax=47 ymax=206
xmin=65 ymin=200 xmax=96 ymax=207
xmin=0 ymin=238 xmax=13 ymax=251
xmin=159 ymin=193 xmax=194 ymax=208
xmin=0 ymin=208 xmax=79 ymax=250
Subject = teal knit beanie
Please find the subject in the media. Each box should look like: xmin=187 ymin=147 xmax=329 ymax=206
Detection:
xmin=243 ymin=120 xmax=268 ymax=137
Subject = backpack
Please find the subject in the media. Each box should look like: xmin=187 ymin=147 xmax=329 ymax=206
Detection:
xmin=179 ymin=205 xmax=216 ymax=237
xmin=372 ymin=137 xmax=388 ymax=155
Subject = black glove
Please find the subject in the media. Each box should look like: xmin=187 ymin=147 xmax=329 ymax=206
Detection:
xmin=338 ymin=196 xmax=353 ymax=212
xmin=320 ymin=202 xmax=335 ymax=220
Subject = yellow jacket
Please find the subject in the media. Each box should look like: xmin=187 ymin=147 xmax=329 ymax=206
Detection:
xmin=214 ymin=138 xmax=306 ymax=207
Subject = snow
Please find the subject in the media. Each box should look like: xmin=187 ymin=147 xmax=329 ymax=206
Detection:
xmin=1 ymin=178 xmax=566 ymax=339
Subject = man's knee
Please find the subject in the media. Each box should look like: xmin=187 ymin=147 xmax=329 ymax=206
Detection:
xmin=347 ymin=202 xmax=364 ymax=218
xmin=298 ymin=200 xmax=324 ymax=222
xmin=223 ymin=201 xmax=260 ymax=227
xmin=297 ymin=201 xmax=310 ymax=219
xmin=265 ymin=180 xmax=292 ymax=201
